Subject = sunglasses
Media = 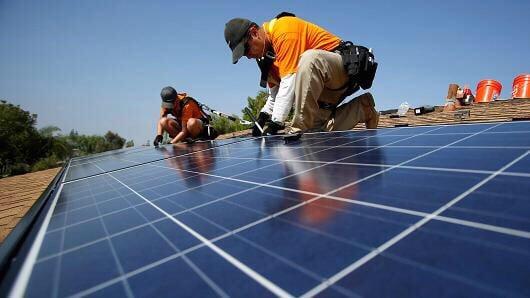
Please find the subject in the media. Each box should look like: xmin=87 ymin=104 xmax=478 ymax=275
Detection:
xmin=243 ymin=30 xmax=252 ymax=55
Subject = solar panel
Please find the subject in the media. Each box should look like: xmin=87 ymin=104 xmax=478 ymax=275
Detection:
xmin=2 ymin=121 xmax=530 ymax=297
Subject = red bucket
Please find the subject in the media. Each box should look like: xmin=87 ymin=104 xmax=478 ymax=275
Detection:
xmin=475 ymin=79 xmax=502 ymax=103
xmin=512 ymin=74 xmax=530 ymax=99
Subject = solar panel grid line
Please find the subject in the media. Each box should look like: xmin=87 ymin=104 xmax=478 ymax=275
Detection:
xmin=205 ymin=156 xmax=530 ymax=178
xmin=48 ymin=171 xmax=242 ymax=296
xmin=39 ymin=165 xmax=528 ymax=270
xmin=187 ymin=187 xmax=416 ymax=253
xmin=310 ymin=144 xmax=530 ymax=149
xmin=323 ymin=193 xmax=530 ymax=239
xmin=433 ymin=214 xmax=530 ymax=239
xmin=35 ymin=159 xmax=524 ymax=292
xmin=62 ymin=133 xmax=422 ymax=296
xmin=69 ymin=145 xmax=154 ymax=163
xmin=38 ymin=126 xmax=528 ymax=280
xmin=66 ymin=128 xmax=408 ymax=183
xmin=11 ymin=122 xmax=530 ymax=296
xmin=188 ymin=210 xmax=328 ymax=283
xmin=39 ymin=175 xmax=527 ymax=298
xmin=288 ymin=122 xmax=458 ymax=136
xmin=57 ymin=166 xmax=191 ymax=214
xmin=103 ymin=172 xmax=294 ymax=298
xmin=106 ymin=130 xmax=397 ymax=201
xmin=44 ymin=150 xmax=300 ymax=246
xmin=57 ymin=140 xmax=340 ymax=221
xmin=300 ymin=147 xmax=529 ymax=298
xmin=92 ymin=167 xmax=230 ymax=298
xmin=86 ymin=181 xmax=135 ymax=298
xmin=63 ymin=138 xmax=276 ymax=184
xmin=378 ymin=120 xmax=529 ymax=131
xmin=65 ymin=132 xmax=392 ymax=294
xmin=69 ymin=156 xmax=115 ymax=168
xmin=331 ymin=246 xmax=514 ymax=298
xmin=202 ymin=201 xmax=449 ymax=298
xmin=413 ymin=221 xmax=530 ymax=258
xmin=126 ymin=126 xmax=449 ymax=207
xmin=50 ymin=211 xmax=66 ymax=298
xmin=52 ymin=192 xmax=124 ymax=218
xmin=61 ymin=128 xmax=467 ymax=295
xmin=9 ymin=183 xmax=65 ymax=297
xmin=71 ymin=208 xmax=287 ymax=298
xmin=90 ymin=154 xmax=337 ymax=296
xmin=64 ymin=194 xmax=323 ymax=297
xmin=105 ymin=123 xmax=498 ymax=296
xmin=37 ymin=225 xmax=142 ymax=264
xmin=120 ymin=125 xmax=443 ymax=197
xmin=64 ymin=138 xmax=253 ymax=183
xmin=131 ymin=124 xmax=524 ymax=296
xmin=69 ymin=147 xmax=149 ymax=166
xmin=61 ymin=159 xmax=71 ymax=184
xmin=68 ymin=186 xmax=330 ymax=297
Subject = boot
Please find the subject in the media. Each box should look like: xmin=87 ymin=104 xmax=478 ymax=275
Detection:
xmin=361 ymin=93 xmax=379 ymax=129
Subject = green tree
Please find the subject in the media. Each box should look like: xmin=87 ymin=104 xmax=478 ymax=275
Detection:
xmin=38 ymin=125 xmax=61 ymax=138
xmin=0 ymin=100 xmax=47 ymax=175
xmin=241 ymin=91 xmax=268 ymax=122
xmin=39 ymin=126 xmax=71 ymax=160
xmin=210 ymin=114 xmax=250 ymax=135
xmin=125 ymin=140 xmax=134 ymax=148
xmin=104 ymin=131 xmax=125 ymax=150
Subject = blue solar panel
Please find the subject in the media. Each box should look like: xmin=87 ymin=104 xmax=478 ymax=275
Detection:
xmin=2 ymin=121 xmax=530 ymax=297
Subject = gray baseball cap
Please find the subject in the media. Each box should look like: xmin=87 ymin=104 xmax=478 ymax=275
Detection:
xmin=224 ymin=18 xmax=254 ymax=64
xmin=160 ymin=86 xmax=177 ymax=109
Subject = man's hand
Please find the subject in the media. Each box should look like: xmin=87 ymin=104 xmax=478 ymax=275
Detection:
xmin=153 ymin=135 xmax=163 ymax=147
xmin=263 ymin=121 xmax=284 ymax=135
xmin=252 ymin=112 xmax=271 ymax=137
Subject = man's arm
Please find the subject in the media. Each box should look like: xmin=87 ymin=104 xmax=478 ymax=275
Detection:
xmin=270 ymin=73 xmax=296 ymax=123
xmin=170 ymin=106 xmax=192 ymax=143
xmin=154 ymin=108 xmax=169 ymax=146
xmin=170 ymin=123 xmax=189 ymax=144
xmin=261 ymin=85 xmax=279 ymax=115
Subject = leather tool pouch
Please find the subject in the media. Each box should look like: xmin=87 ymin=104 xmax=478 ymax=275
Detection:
xmin=336 ymin=41 xmax=378 ymax=96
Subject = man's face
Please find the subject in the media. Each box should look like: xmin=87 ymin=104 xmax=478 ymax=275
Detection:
xmin=244 ymin=27 xmax=265 ymax=59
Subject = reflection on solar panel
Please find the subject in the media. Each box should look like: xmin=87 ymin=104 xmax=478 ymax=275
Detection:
xmin=1 ymin=122 xmax=530 ymax=297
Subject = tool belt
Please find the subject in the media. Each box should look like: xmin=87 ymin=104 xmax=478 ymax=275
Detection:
xmin=334 ymin=41 xmax=378 ymax=98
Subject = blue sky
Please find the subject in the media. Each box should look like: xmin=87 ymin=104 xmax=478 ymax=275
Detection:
xmin=1 ymin=0 xmax=529 ymax=145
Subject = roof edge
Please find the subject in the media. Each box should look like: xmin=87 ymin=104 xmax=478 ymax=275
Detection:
xmin=0 ymin=161 xmax=68 ymax=290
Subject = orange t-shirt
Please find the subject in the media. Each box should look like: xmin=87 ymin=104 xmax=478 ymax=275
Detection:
xmin=161 ymin=93 xmax=203 ymax=126
xmin=263 ymin=16 xmax=341 ymax=80
xmin=178 ymin=97 xmax=203 ymax=126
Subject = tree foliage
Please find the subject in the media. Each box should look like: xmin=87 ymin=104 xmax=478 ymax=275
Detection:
xmin=0 ymin=100 xmax=46 ymax=174
xmin=210 ymin=114 xmax=250 ymax=135
xmin=241 ymin=90 xmax=268 ymax=122
xmin=1 ymin=100 xmax=128 ymax=177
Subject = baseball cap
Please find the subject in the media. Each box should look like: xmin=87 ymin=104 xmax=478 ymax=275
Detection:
xmin=160 ymin=86 xmax=177 ymax=109
xmin=224 ymin=18 xmax=254 ymax=64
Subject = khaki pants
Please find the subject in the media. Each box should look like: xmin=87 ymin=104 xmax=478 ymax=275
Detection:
xmin=291 ymin=49 xmax=374 ymax=132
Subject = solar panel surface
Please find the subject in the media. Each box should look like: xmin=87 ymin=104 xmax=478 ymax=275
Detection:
xmin=4 ymin=121 xmax=530 ymax=297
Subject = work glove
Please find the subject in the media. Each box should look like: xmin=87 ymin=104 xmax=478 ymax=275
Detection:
xmin=263 ymin=121 xmax=285 ymax=136
xmin=153 ymin=135 xmax=163 ymax=147
xmin=252 ymin=112 xmax=271 ymax=137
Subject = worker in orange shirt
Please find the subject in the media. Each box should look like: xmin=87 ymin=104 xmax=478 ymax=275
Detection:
xmin=224 ymin=12 xmax=379 ymax=136
xmin=154 ymin=86 xmax=218 ymax=146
